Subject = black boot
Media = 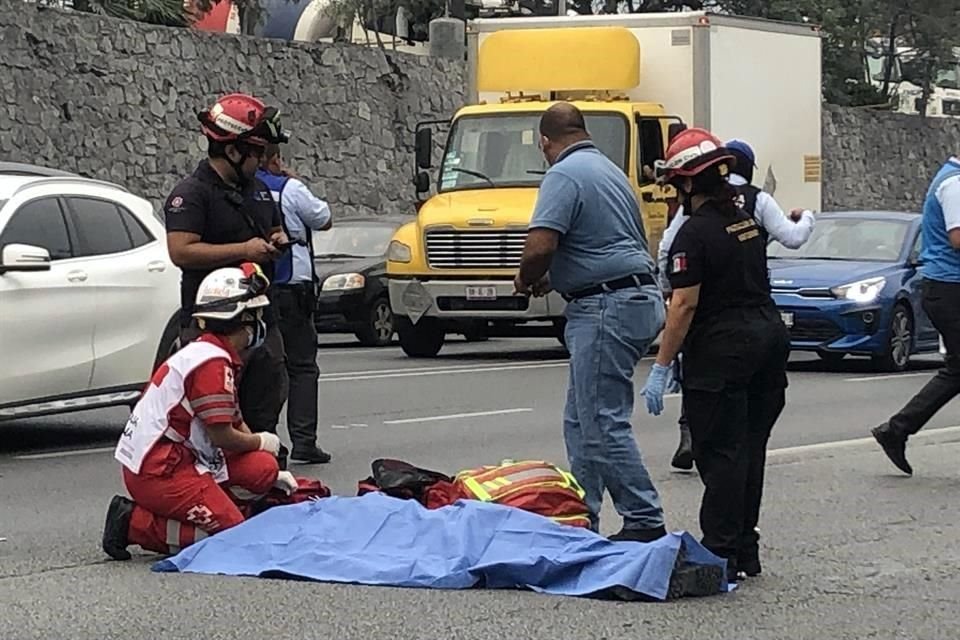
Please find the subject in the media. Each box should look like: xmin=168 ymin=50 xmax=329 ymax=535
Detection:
xmin=871 ymin=422 xmax=912 ymax=475
xmin=671 ymin=423 xmax=694 ymax=471
xmin=609 ymin=525 xmax=667 ymax=543
xmin=102 ymin=495 xmax=134 ymax=561
xmin=290 ymin=445 xmax=331 ymax=465
xmin=738 ymin=550 xmax=762 ymax=577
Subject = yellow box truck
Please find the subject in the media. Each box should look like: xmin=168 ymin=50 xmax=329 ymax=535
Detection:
xmin=386 ymin=12 xmax=823 ymax=358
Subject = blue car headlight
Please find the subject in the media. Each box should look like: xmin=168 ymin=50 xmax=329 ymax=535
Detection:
xmin=830 ymin=276 xmax=886 ymax=303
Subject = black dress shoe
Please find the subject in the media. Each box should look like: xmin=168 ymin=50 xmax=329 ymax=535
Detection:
xmin=102 ymin=495 xmax=134 ymax=561
xmin=738 ymin=554 xmax=762 ymax=577
xmin=871 ymin=423 xmax=912 ymax=475
xmin=290 ymin=446 xmax=332 ymax=464
xmin=609 ymin=525 xmax=668 ymax=543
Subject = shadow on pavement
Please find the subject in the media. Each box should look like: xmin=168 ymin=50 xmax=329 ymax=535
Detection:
xmin=787 ymin=355 xmax=943 ymax=375
xmin=0 ymin=409 xmax=125 ymax=455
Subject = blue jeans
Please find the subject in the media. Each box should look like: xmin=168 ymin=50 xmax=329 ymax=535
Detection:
xmin=562 ymin=285 xmax=666 ymax=531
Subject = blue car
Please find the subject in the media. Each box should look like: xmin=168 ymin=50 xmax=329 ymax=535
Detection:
xmin=767 ymin=210 xmax=940 ymax=371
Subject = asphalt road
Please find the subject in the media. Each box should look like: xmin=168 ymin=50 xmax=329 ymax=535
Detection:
xmin=1 ymin=335 xmax=959 ymax=639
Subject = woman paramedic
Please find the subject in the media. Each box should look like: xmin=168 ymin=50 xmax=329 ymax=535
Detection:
xmin=639 ymin=129 xmax=791 ymax=582
xmin=102 ymin=263 xmax=298 ymax=560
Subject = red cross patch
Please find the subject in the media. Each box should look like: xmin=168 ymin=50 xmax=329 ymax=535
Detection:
xmin=672 ymin=252 xmax=688 ymax=274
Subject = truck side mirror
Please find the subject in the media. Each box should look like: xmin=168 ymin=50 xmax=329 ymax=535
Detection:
xmin=415 ymin=128 xmax=433 ymax=170
xmin=667 ymin=122 xmax=687 ymax=142
xmin=414 ymin=171 xmax=430 ymax=193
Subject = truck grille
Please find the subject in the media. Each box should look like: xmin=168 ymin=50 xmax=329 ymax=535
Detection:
xmin=425 ymin=229 xmax=527 ymax=269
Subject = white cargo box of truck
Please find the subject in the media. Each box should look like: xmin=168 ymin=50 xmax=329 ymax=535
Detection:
xmin=465 ymin=11 xmax=824 ymax=213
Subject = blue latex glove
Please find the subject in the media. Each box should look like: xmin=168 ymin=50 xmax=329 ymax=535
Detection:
xmin=642 ymin=363 xmax=671 ymax=416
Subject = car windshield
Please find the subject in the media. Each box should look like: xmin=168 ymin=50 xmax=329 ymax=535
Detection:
xmin=768 ymin=217 xmax=910 ymax=262
xmin=438 ymin=112 xmax=628 ymax=192
xmin=312 ymin=223 xmax=398 ymax=259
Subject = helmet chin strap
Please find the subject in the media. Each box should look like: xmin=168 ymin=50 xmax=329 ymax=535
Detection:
xmin=227 ymin=141 xmax=259 ymax=187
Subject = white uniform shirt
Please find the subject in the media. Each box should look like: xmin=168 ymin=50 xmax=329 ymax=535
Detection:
xmin=656 ymin=173 xmax=816 ymax=291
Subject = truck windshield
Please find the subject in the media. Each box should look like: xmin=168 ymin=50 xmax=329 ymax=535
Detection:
xmin=438 ymin=113 xmax=627 ymax=192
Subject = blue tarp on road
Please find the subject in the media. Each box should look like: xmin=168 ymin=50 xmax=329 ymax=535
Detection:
xmin=153 ymin=493 xmax=728 ymax=601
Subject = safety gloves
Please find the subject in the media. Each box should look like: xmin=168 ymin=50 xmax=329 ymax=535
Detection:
xmin=641 ymin=363 xmax=673 ymax=416
xmin=257 ymin=432 xmax=281 ymax=456
xmin=273 ymin=471 xmax=299 ymax=496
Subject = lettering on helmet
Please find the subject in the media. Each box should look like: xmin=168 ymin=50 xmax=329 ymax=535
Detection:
xmin=671 ymin=252 xmax=688 ymax=274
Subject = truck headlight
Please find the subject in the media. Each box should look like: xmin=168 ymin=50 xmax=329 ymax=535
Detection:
xmin=321 ymin=273 xmax=365 ymax=291
xmin=387 ymin=240 xmax=412 ymax=263
xmin=830 ymin=276 xmax=886 ymax=303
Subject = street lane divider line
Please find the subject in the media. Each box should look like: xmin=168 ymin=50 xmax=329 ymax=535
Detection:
xmin=15 ymin=446 xmax=115 ymax=460
xmin=320 ymin=362 xmax=569 ymax=382
xmin=844 ymin=371 xmax=935 ymax=382
xmin=768 ymin=425 xmax=960 ymax=457
xmin=318 ymin=359 xmax=568 ymax=379
xmin=384 ymin=408 xmax=533 ymax=425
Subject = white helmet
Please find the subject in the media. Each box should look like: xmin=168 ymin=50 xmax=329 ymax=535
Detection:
xmin=193 ymin=263 xmax=270 ymax=321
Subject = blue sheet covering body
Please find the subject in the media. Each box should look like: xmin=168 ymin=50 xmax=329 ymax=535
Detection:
xmin=154 ymin=493 xmax=728 ymax=601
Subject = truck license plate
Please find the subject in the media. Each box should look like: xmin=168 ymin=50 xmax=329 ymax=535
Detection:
xmin=780 ymin=312 xmax=794 ymax=328
xmin=465 ymin=286 xmax=497 ymax=300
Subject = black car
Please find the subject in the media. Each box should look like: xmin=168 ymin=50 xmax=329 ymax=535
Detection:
xmin=312 ymin=215 xmax=412 ymax=346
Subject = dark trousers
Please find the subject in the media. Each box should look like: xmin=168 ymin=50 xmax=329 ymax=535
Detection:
xmin=179 ymin=322 xmax=288 ymax=435
xmin=682 ymin=307 xmax=790 ymax=562
xmin=275 ymin=284 xmax=320 ymax=452
xmin=889 ymin=279 xmax=960 ymax=436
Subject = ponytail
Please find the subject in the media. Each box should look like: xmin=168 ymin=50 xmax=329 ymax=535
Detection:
xmin=689 ymin=164 xmax=739 ymax=217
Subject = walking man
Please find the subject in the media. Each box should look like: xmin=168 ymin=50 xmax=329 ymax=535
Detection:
xmin=872 ymin=156 xmax=960 ymax=474
xmin=257 ymin=145 xmax=334 ymax=464
xmin=515 ymin=102 xmax=668 ymax=542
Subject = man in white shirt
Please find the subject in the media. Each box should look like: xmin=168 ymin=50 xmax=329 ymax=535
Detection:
xmin=257 ymin=146 xmax=333 ymax=464
xmin=657 ymin=139 xmax=815 ymax=470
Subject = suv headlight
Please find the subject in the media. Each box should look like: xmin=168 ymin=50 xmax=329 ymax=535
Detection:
xmin=830 ymin=276 xmax=886 ymax=303
xmin=321 ymin=273 xmax=365 ymax=291
xmin=387 ymin=240 xmax=412 ymax=263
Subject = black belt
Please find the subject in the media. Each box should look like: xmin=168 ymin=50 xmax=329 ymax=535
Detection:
xmin=563 ymin=273 xmax=656 ymax=302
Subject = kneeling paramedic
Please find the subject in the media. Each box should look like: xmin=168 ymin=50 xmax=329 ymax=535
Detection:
xmin=658 ymin=139 xmax=814 ymax=470
xmin=102 ymin=263 xmax=299 ymax=560
xmin=641 ymin=130 xmax=790 ymax=582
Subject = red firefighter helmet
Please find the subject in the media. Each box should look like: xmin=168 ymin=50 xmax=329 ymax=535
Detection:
xmin=197 ymin=93 xmax=289 ymax=146
xmin=656 ymin=128 xmax=735 ymax=181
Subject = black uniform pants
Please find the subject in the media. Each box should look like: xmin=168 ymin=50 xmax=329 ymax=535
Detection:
xmin=180 ymin=321 xmax=288 ymax=436
xmin=889 ymin=279 xmax=960 ymax=436
xmin=275 ymin=284 xmax=321 ymax=452
xmin=682 ymin=307 xmax=790 ymax=563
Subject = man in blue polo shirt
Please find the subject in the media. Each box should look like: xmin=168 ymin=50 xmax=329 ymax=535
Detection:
xmin=515 ymin=102 xmax=667 ymax=542
xmin=872 ymin=156 xmax=960 ymax=475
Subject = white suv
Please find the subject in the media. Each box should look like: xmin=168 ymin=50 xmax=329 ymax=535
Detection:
xmin=0 ymin=163 xmax=181 ymax=421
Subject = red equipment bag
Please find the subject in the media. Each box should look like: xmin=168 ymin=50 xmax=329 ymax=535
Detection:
xmin=454 ymin=460 xmax=592 ymax=528
xmin=234 ymin=477 xmax=332 ymax=519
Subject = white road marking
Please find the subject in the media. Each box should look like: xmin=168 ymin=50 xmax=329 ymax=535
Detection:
xmin=15 ymin=446 xmax=115 ymax=460
xmin=321 ymin=362 xmax=569 ymax=382
xmin=768 ymin=425 xmax=960 ymax=457
xmin=317 ymin=346 xmax=401 ymax=356
xmin=844 ymin=371 xmax=935 ymax=382
xmin=384 ymin=408 xmax=533 ymax=425
xmin=318 ymin=359 xmax=567 ymax=379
